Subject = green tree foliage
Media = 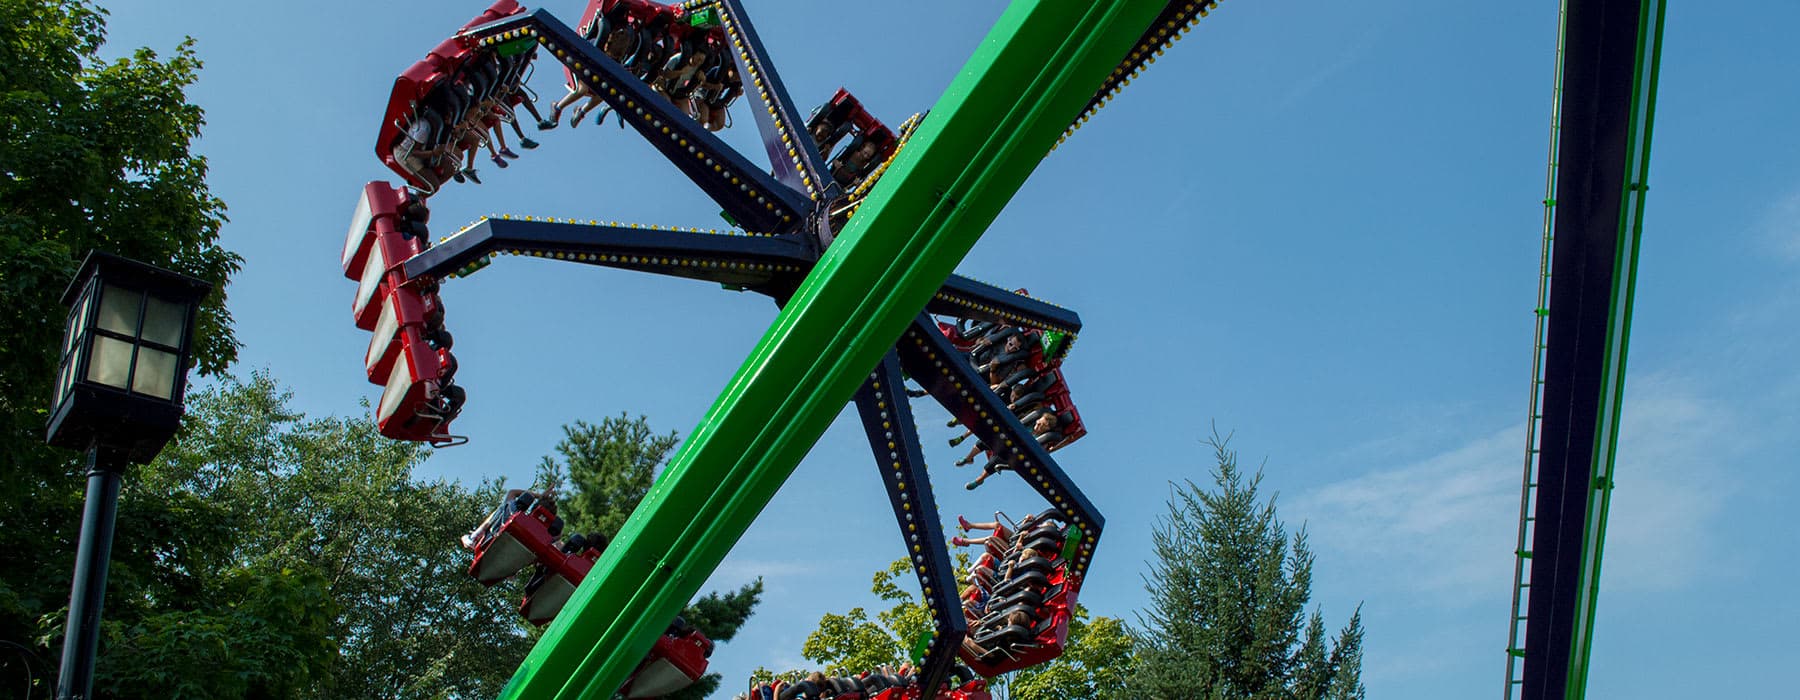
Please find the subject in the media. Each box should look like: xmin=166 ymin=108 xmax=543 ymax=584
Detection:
xmin=0 ymin=0 xmax=242 ymax=693
xmin=535 ymin=414 xmax=680 ymax=541
xmin=533 ymin=415 xmax=764 ymax=700
xmin=132 ymin=372 xmax=535 ymax=698
xmin=1129 ymin=433 xmax=1366 ymax=700
xmin=797 ymin=558 xmax=1134 ymax=699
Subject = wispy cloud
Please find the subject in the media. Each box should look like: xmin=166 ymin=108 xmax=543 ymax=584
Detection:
xmin=1288 ymin=371 xmax=1736 ymax=608
xmin=1762 ymin=185 xmax=1800 ymax=262
xmin=1595 ymin=372 xmax=1735 ymax=593
xmin=1288 ymin=423 xmax=1519 ymax=606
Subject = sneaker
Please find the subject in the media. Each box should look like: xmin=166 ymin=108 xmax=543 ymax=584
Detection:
xmin=500 ymin=148 xmax=521 ymax=159
xmin=451 ymin=170 xmax=466 ymax=183
xmin=964 ymin=480 xmax=981 ymax=491
xmin=464 ymin=168 xmax=482 ymax=184
xmin=519 ymin=137 xmax=539 ymax=150
xmin=949 ymin=434 xmax=968 ymax=447
xmin=955 ymin=456 xmax=974 ymax=467
xmin=538 ymin=117 xmax=558 ymax=131
xmin=958 ymin=515 xmax=975 ymax=532
xmin=951 ymin=536 xmax=970 ymax=547
xmin=492 ymin=155 xmax=509 ymax=169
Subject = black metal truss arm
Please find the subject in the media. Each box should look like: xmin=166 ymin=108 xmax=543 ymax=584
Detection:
xmin=852 ymin=354 xmax=967 ymax=698
xmin=463 ymin=11 xmax=809 ymax=233
xmin=710 ymin=0 xmax=834 ymax=201
xmin=893 ymin=315 xmax=1104 ymax=580
xmin=927 ymin=276 xmax=1084 ymax=342
xmin=403 ymin=218 xmax=812 ymax=288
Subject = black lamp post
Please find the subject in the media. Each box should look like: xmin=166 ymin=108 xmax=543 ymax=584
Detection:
xmin=45 ymin=251 xmax=210 ymax=700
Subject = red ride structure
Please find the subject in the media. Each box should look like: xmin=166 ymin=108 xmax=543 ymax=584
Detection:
xmin=461 ymin=490 xmax=714 ymax=697
xmin=377 ymin=1 xmax=534 ymax=192
xmin=342 ymin=182 xmax=465 ymax=445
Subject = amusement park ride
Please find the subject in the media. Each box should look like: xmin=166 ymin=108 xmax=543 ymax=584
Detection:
xmin=336 ymin=0 xmax=1666 ymax=698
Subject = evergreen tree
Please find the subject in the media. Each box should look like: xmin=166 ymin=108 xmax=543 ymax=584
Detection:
xmin=534 ymin=415 xmax=764 ymax=699
xmin=1130 ymin=431 xmax=1365 ymax=700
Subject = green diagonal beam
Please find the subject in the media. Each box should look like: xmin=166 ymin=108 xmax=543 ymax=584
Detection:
xmin=497 ymin=1 xmax=1165 ymax=698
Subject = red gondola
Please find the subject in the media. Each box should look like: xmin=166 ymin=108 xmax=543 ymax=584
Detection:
xmin=376 ymin=0 xmax=530 ymax=193
xmin=620 ymin=626 xmax=713 ymax=698
xmin=936 ymin=315 xmax=1088 ymax=453
xmin=344 ymin=182 xmax=462 ymax=445
xmin=466 ymin=499 xmax=564 ymax=586
xmin=806 ymin=88 xmax=901 ymax=188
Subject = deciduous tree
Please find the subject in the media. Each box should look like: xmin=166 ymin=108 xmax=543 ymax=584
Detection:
xmin=798 ymin=558 xmax=1135 ymax=700
xmin=1 ymin=0 xmax=241 ymax=693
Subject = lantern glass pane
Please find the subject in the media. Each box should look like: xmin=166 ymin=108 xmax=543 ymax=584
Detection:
xmin=97 ymin=285 xmax=143 ymax=336
xmin=88 ymin=335 xmax=134 ymax=389
xmin=53 ymin=360 xmax=69 ymax=408
xmin=132 ymin=346 xmax=179 ymax=400
xmin=65 ymin=289 xmax=91 ymax=356
xmin=141 ymin=295 xmax=187 ymax=348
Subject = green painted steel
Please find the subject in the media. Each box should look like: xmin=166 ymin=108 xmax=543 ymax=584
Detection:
xmin=497 ymin=1 xmax=1165 ymax=697
xmin=1566 ymin=2 xmax=1665 ymax=696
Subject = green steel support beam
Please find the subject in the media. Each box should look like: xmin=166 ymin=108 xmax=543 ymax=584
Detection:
xmin=497 ymin=1 xmax=1164 ymax=697
xmin=1567 ymin=0 xmax=1665 ymax=693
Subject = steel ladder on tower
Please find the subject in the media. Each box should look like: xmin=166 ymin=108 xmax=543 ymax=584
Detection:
xmin=1504 ymin=2 xmax=1568 ymax=697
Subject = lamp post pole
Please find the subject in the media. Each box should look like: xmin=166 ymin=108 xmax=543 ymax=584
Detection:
xmin=45 ymin=251 xmax=211 ymax=700
xmin=56 ymin=445 xmax=125 ymax=700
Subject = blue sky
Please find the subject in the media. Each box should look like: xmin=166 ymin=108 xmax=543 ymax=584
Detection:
xmin=98 ymin=0 xmax=1799 ymax=696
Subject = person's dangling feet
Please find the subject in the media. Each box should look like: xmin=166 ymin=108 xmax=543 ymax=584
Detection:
xmin=949 ymin=434 xmax=969 ymax=447
xmin=958 ymin=515 xmax=975 ymax=532
xmin=539 ymin=109 xmax=559 ymax=130
xmin=519 ymin=137 xmax=539 ymax=150
xmin=464 ymin=168 xmax=482 ymax=184
xmin=951 ymin=536 xmax=971 ymax=547
xmin=452 ymin=170 xmax=467 ymax=183
xmin=955 ymin=455 xmax=974 ymax=467
xmin=491 ymin=155 xmax=509 ymax=169
xmin=964 ymin=479 xmax=982 ymax=491
xmin=500 ymin=148 xmax=521 ymax=159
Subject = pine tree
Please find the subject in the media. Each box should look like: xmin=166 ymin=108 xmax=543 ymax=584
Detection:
xmin=534 ymin=415 xmax=763 ymax=699
xmin=1130 ymin=430 xmax=1365 ymax=700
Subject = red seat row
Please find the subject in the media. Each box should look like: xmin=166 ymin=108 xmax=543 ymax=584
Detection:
xmin=806 ymin=88 xmax=900 ymax=189
xmin=939 ymin=316 xmax=1087 ymax=452
xmin=342 ymin=181 xmax=465 ymax=445
xmin=952 ymin=514 xmax=1079 ymax=677
xmin=461 ymin=491 xmax=712 ymax=697
xmin=376 ymin=0 xmax=534 ymax=193
xmin=571 ymin=0 xmax=741 ymax=131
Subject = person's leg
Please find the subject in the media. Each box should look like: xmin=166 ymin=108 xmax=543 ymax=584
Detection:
xmin=515 ymin=94 xmax=546 ymax=123
xmin=493 ymin=122 xmax=516 ymax=158
xmin=545 ymin=87 xmax=586 ymax=128
xmin=960 ymin=517 xmax=1001 ymax=532
xmin=484 ymin=130 xmax=508 ymax=168
xmin=570 ymin=95 xmax=602 ymax=127
xmin=955 ymin=443 xmax=982 ymax=467
xmin=948 ymin=430 xmax=973 ymax=447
